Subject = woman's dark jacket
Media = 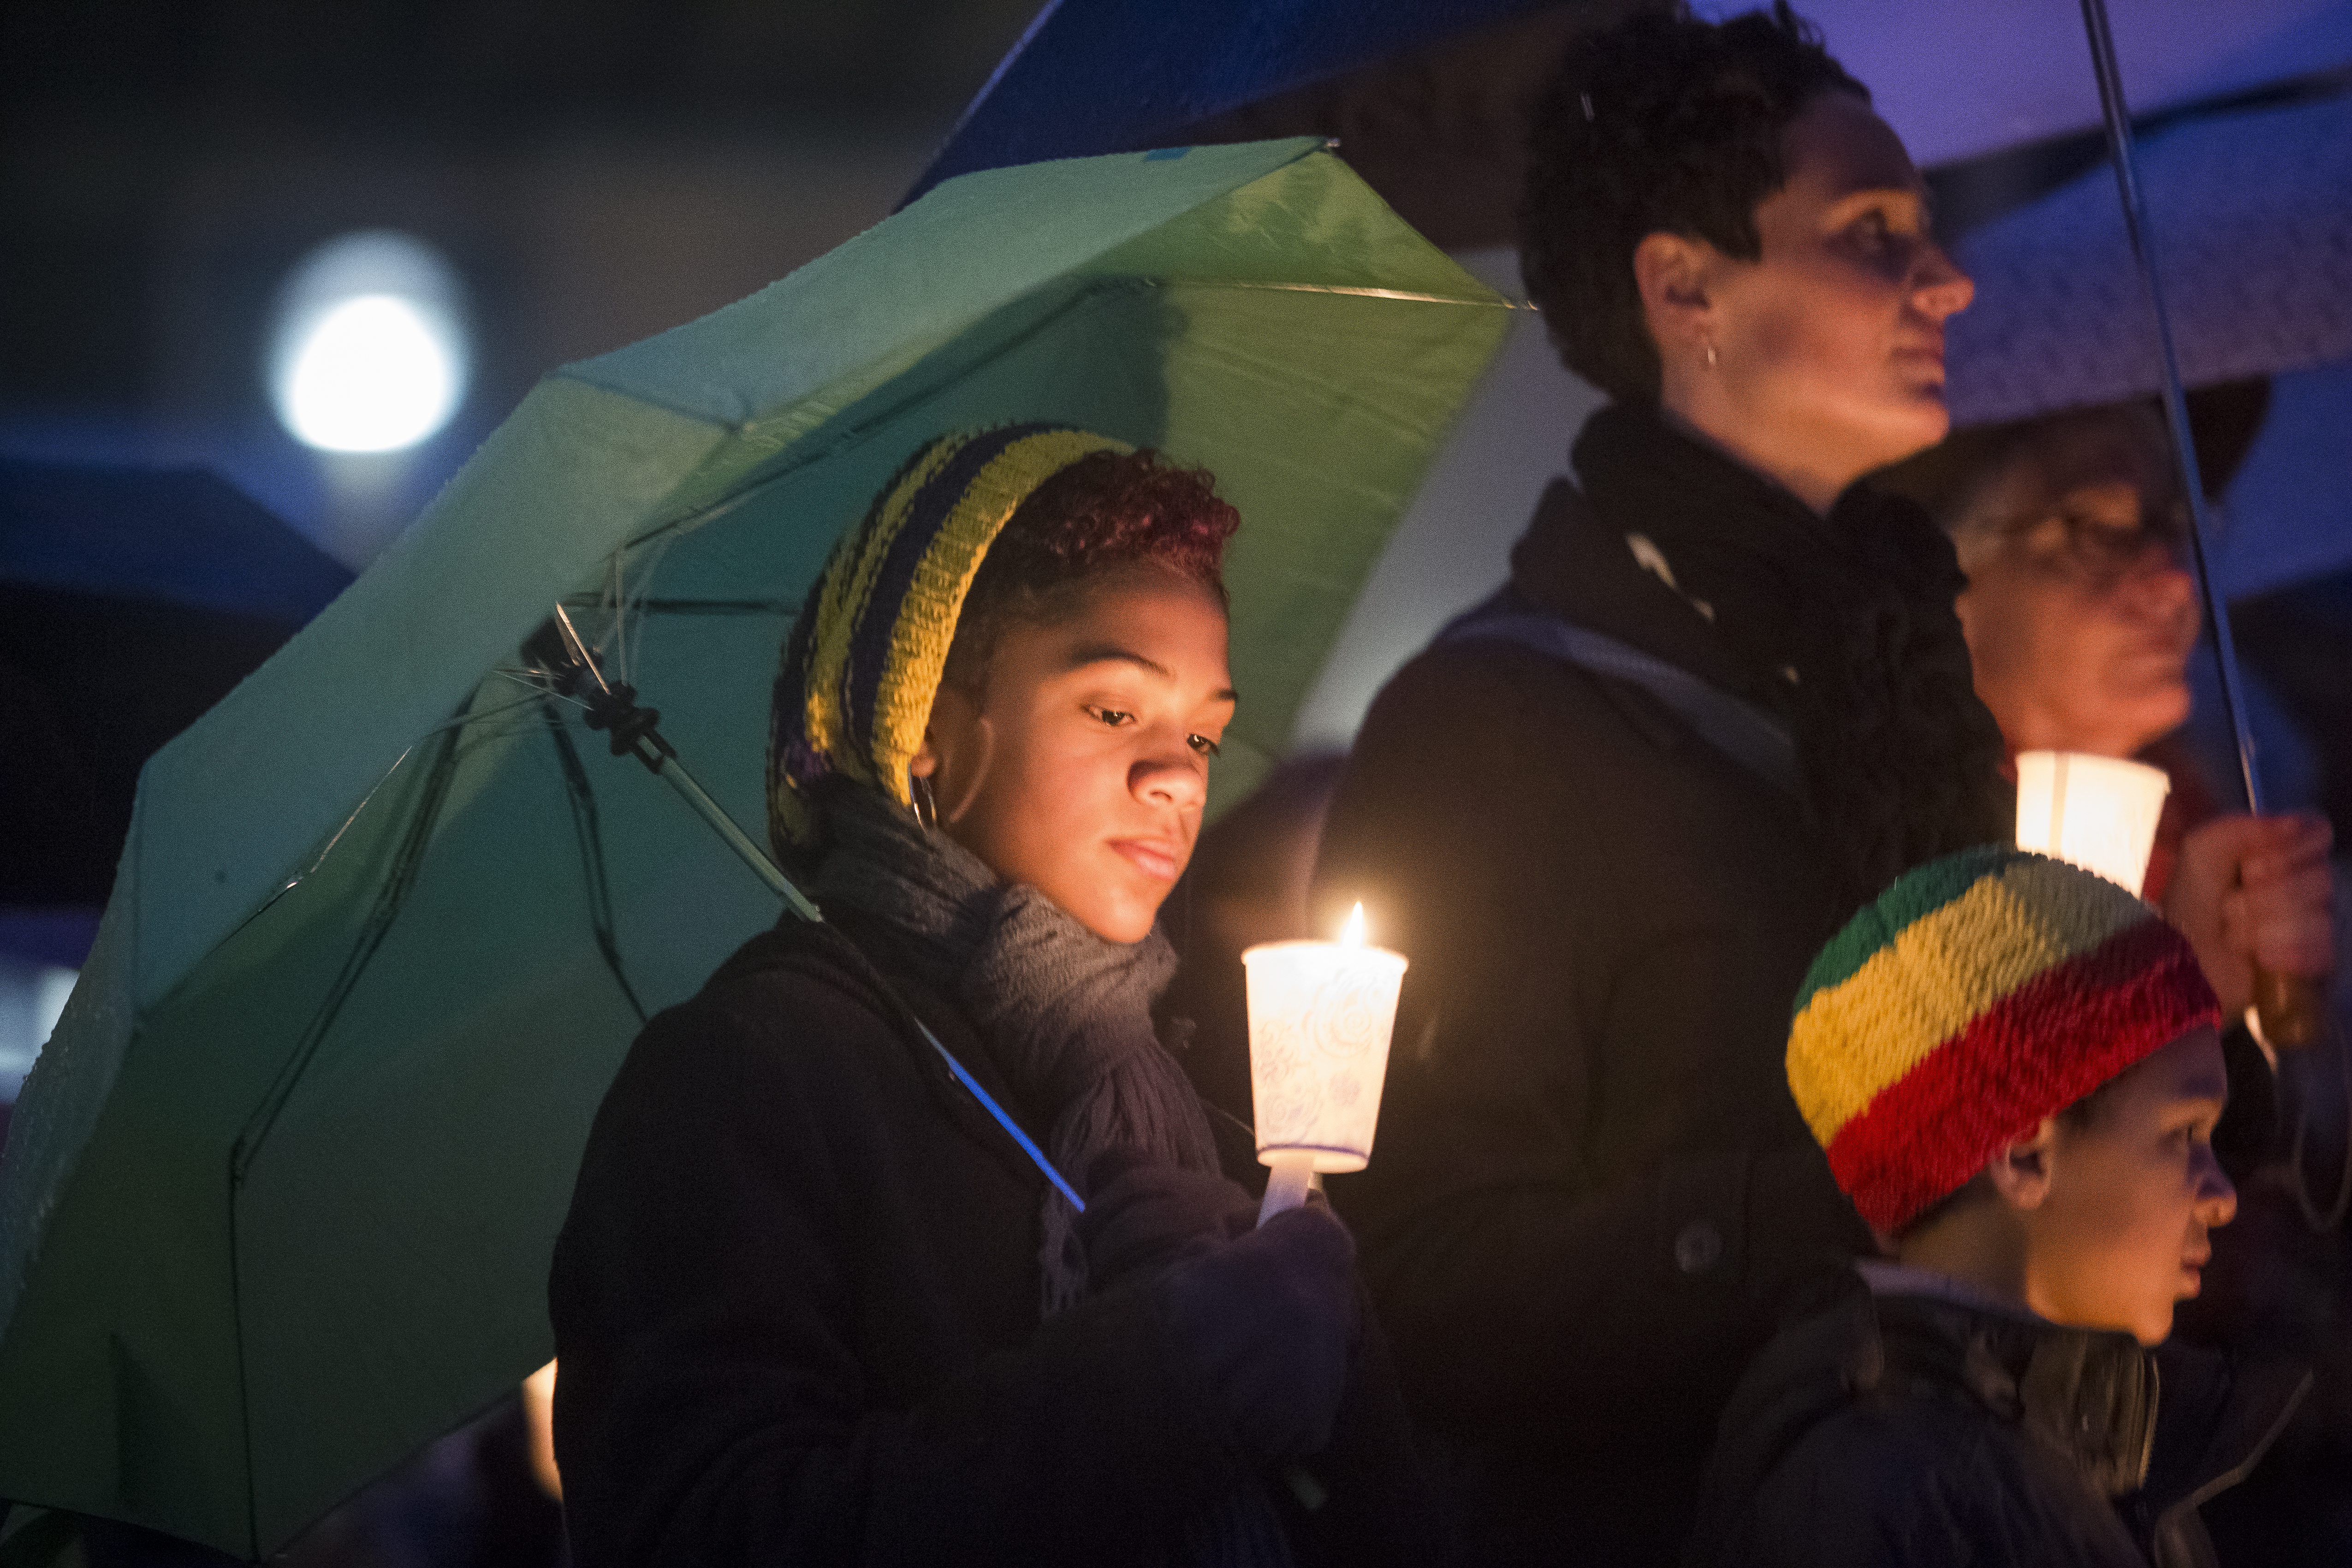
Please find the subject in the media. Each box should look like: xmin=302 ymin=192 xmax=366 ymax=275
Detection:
xmin=548 ymin=906 xmax=1427 ymax=1568
xmin=1313 ymin=428 xmax=1959 ymax=1562
xmin=1684 ymin=1279 xmax=2312 ymax=1568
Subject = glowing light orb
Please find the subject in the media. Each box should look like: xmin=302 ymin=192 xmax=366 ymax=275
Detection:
xmin=279 ymin=295 xmax=461 ymax=452
xmin=269 ymin=232 xmax=469 ymax=454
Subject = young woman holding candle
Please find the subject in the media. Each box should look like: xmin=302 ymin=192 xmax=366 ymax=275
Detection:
xmin=549 ymin=426 xmax=1428 ymax=1568
xmin=1311 ymin=6 xmax=2012 ymax=1561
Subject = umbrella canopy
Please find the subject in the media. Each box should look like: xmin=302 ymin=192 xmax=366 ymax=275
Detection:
xmin=0 ymin=139 xmax=1510 ymax=1556
xmin=1944 ymin=86 xmax=2352 ymax=427
xmin=909 ymin=0 xmax=2352 ymax=238
xmin=911 ymin=1 xmax=2352 ymax=415
xmin=0 ymin=462 xmax=353 ymax=908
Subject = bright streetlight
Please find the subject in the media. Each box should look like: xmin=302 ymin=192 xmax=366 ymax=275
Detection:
xmin=270 ymin=232 xmax=469 ymax=454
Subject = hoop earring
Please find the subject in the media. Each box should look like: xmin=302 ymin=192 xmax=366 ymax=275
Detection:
xmin=910 ymin=772 xmax=939 ymax=832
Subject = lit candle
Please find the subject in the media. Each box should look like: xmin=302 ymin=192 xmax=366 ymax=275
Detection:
xmin=2014 ymin=750 xmax=2172 ymax=897
xmin=1242 ymin=903 xmax=1409 ymax=1224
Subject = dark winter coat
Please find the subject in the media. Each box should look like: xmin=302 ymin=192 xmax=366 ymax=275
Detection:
xmin=547 ymin=906 xmax=1433 ymax=1568
xmin=1683 ymin=1275 xmax=2312 ymax=1568
xmin=1313 ymin=475 xmax=1881 ymax=1563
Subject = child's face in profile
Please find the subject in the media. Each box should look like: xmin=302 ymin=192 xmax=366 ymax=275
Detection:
xmin=917 ymin=566 xmax=1235 ymax=943
xmin=2024 ymin=1026 xmax=2236 ymax=1346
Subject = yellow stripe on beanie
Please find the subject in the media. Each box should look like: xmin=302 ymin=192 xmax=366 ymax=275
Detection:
xmin=1785 ymin=846 xmax=2220 ymax=1233
xmin=867 ymin=428 xmax=1130 ymax=804
xmin=1788 ymin=857 xmax=2148 ymax=1144
xmin=798 ymin=433 xmax=968 ymax=792
xmin=767 ymin=423 xmax=1132 ymax=859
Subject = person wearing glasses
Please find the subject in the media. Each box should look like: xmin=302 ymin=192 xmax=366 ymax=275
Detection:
xmin=1882 ymin=398 xmax=2332 ymax=1036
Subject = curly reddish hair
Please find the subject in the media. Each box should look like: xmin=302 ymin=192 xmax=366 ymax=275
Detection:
xmin=943 ymin=448 xmax=1240 ymax=692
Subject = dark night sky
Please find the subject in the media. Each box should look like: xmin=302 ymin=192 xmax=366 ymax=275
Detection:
xmin=0 ymin=0 xmax=1040 ymax=413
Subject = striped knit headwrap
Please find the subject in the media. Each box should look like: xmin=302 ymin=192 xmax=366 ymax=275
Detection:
xmin=1787 ymin=845 xmax=2220 ymax=1233
xmin=768 ymin=424 xmax=1134 ymax=860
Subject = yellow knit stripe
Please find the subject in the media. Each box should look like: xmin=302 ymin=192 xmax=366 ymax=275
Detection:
xmin=1787 ymin=858 xmax=2151 ymax=1144
xmin=866 ymin=429 xmax=1130 ymax=798
xmin=800 ymin=435 xmax=968 ymax=789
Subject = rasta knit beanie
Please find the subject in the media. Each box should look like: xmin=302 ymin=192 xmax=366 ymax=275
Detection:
xmin=1787 ymin=845 xmax=2220 ymax=1233
xmin=767 ymin=423 xmax=1132 ymax=861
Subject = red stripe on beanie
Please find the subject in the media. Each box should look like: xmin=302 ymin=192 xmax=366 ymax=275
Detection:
xmin=1826 ymin=919 xmax=2219 ymax=1232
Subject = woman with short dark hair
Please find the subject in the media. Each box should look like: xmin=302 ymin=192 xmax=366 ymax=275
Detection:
xmin=1314 ymin=6 xmax=2012 ymax=1561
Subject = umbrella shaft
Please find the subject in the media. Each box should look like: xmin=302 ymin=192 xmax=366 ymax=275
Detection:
xmin=646 ymin=743 xmax=824 ymax=922
xmin=2077 ymin=0 xmax=2263 ymax=814
xmin=619 ymin=722 xmax=1085 ymax=1191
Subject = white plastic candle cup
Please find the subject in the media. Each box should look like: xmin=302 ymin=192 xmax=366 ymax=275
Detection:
xmin=1243 ymin=932 xmax=1408 ymax=1223
xmin=2014 ymin=750 xmax=2171 ymax=897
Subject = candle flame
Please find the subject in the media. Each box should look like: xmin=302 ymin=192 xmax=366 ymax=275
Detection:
xmin=1341 ymin=902 xmax=1366 ymax=948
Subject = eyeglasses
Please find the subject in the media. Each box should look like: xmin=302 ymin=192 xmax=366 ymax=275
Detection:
xmin=1996 ymin=499 xmax=2191 ymax=586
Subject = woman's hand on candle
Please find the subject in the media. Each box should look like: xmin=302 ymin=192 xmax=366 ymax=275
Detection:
xmin=2166 ymin=813 xmax=2334 ymax=1017
xmin=1078 ymin=1153 xmax=1259 ymax=1290
xmin=1152 ymin=1204 xmax=1360 ymax=1465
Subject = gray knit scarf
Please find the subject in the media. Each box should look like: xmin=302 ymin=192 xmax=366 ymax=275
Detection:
xmin=812 ymin=785 xmax=1223 ymax=1314
xmin=814 ymin=788 xmax=1291 ymax=1568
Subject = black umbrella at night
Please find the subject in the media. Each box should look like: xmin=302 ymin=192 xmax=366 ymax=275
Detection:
xmin=0 ymin=460 xmax=351 ymax=910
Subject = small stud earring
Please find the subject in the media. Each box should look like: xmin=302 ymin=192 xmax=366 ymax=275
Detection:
xmin=1705 ymin=342 xmax=1719 ymax=370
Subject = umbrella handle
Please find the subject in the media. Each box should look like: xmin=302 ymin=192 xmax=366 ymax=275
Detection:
xmin=2255 ymin=968 xmax=2329 ymax=1052
xmin=648 ymin=750 xmax=824 ymax=923
xmin=531 ymin=604 xmax=824 ymax=921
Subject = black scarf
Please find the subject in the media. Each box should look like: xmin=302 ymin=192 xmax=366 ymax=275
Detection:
xmin=1573 ymin=404 xmax=2012 ymax=915
xmin=811 ymin=786 xmax=1222 ymax=1314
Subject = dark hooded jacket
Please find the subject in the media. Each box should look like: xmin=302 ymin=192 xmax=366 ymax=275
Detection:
xmin=1684 ymin=1272 xmax=2312 ymax=1568
xmin=547 ymin=906 xmax=1433 ymax=1568
xmin=1313 ymin=409 xmax=2009 ymax=1564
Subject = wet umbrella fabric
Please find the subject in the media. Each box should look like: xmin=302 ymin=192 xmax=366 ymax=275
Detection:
xmin=912 ymin=0 xmax=2352 ymax=418
xmin=908 ymin=0 xmax=1547 ymax=208
xmin=908 ymin=0 xmax=2352 ymax=228
xmin=1944 ymin=87 xmax=2352 ymax=428
xmin=0 ymin=140 xmax=1510 ymax=1557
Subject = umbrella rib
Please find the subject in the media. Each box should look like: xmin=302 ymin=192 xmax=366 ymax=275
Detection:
xmin=540 ymin=699 xmax=649 ymax=1025
xmin=428 ymin=691 xmax=565 ymax=731
xmin=230 ymin=705 xmax=472 ymax=1185
xmin=220 ymin=740 xmax=426 ymax=940
xmin=609 ymin=553 xmax=628 ymax=689
xmin=229 ymin=1181 xmax=259 ymax=1557
xmin=490 ymin=669 xmax=588 ymax=709
xmin=220 ymin=698 xmax=471 ymax=1553
xmin=1172 ymin=280 xmax=1527 ymax=306
xmin=576 ymin=598 xmax=794 ymax=616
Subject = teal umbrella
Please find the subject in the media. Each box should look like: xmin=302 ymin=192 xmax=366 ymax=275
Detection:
xmin=0 ymin=138 xmax=1510 ymax=1557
